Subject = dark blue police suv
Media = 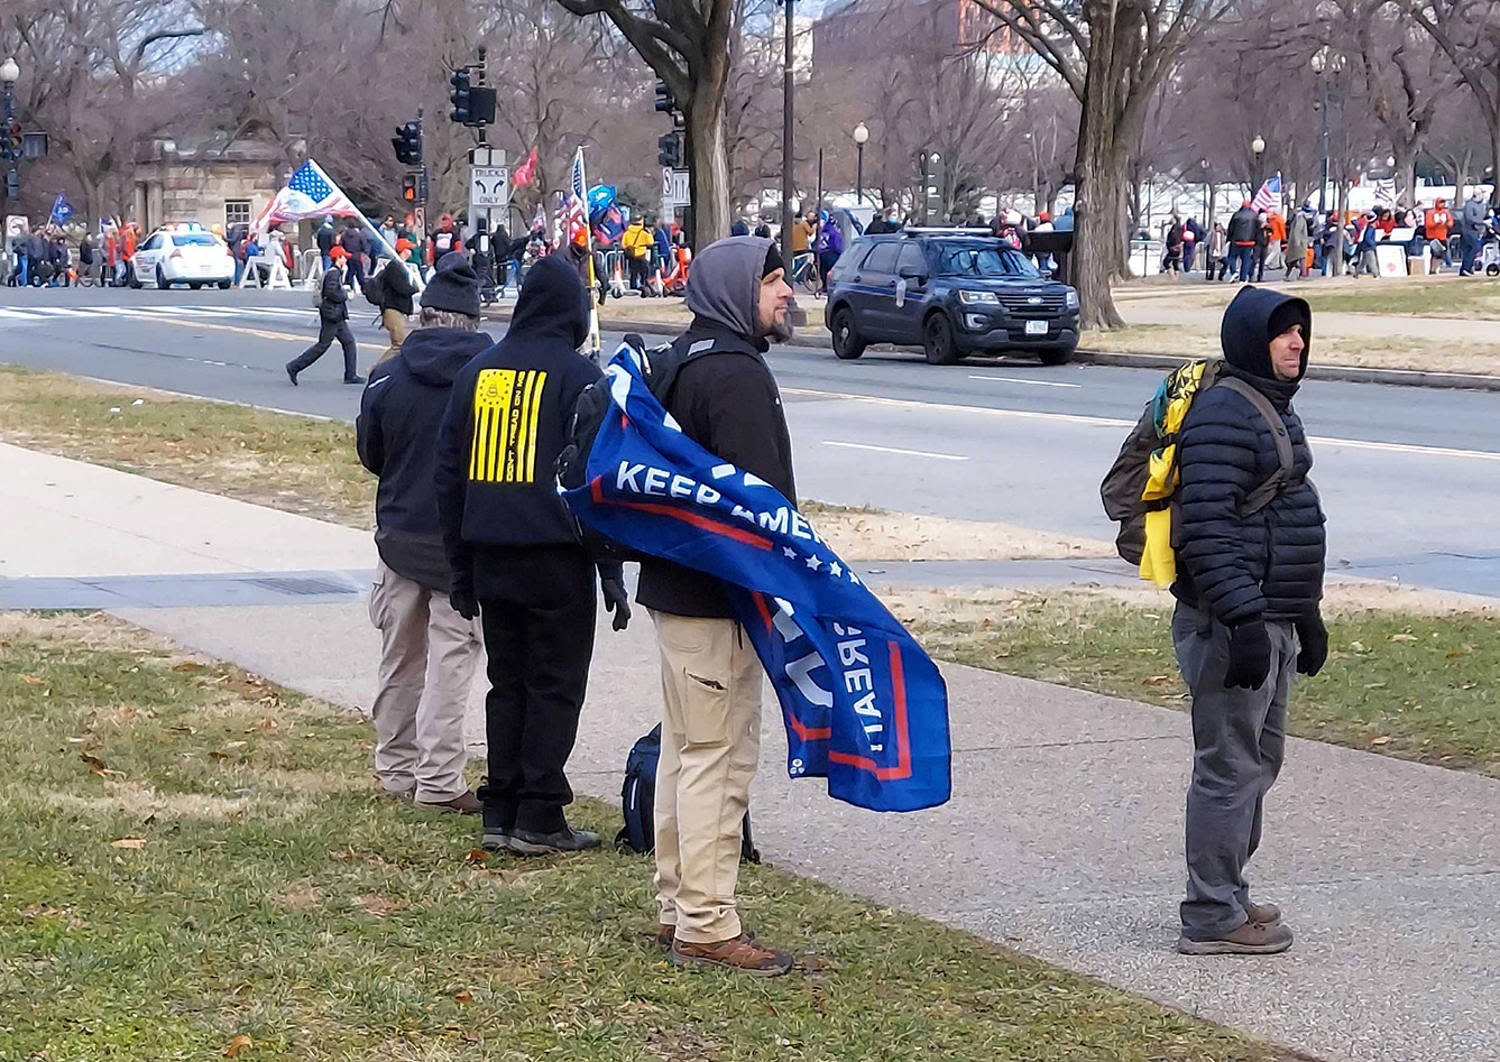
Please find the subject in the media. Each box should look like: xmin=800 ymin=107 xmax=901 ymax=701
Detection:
xmin=823 ymin=230 xmax=1079 ymax=365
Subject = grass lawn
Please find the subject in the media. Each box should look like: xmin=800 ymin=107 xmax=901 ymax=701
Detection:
xmin=889 ymin=590 xmax=1499 ymax=778
xmin=0 ymin=611 xmax=1295 ymax=1062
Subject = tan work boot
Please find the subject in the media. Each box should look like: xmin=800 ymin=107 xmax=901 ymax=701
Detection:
xmin=416 ymin=790 xmax=483 ymax=815
xmin=1177 ymin=920 xmax=1294 ymax=955
xmin=658 ymin=923 xmax=755 ymax=952
xmin=1244 ymin=899 xmax=1282 ymax=925
xmin=671 ymin=931 xmax=792 ymax=976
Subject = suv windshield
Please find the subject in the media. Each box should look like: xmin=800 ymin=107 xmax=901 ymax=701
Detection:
xmin=172 ymin=234 xmax=222 ymax=247
xmin=932 ymin=241 xmax=1040 ymax=279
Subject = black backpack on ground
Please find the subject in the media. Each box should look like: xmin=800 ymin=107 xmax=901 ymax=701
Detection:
xmin=616 ymin=723 xmax=759 ymax=864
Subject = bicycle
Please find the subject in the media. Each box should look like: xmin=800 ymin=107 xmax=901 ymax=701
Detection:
xmin=790 ymin=250 xmax=820 ymax=296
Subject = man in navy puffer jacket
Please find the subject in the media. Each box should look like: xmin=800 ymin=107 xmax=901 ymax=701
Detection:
xmin=1171 ymin=285 xmax=1327 ymax=957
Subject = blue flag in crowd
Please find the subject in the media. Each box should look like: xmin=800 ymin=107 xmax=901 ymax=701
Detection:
xmin=48 ymin=192 xmax=74 ymax=226
xmin=562 ymin=344 xmax=952 ymax=812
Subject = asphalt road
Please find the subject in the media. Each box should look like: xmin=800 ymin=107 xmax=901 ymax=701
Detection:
xmin=3 ymin=285 xmax=1497 ymax=594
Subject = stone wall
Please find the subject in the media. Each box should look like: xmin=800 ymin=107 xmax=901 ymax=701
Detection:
xmin=132 ymin=158 xmax=280 ymax=233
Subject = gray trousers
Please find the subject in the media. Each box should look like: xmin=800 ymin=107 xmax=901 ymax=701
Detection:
xmin=1172 ymin=602 xmax=1297 ymax=939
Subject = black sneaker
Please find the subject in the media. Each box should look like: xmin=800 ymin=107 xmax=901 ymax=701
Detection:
xmin=507 ymin=825 xmax=601 ymax=856
xmin=344 ymin=374 xmax=366 ymax=385
xmin=480 ymin=808 xmax=512 ymax=852
xmin=286 ymin=364 xmax=299 ymax=386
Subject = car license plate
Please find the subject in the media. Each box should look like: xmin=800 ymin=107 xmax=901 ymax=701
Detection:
xmin=1025 ymin=320 xmax=1048 ymax=336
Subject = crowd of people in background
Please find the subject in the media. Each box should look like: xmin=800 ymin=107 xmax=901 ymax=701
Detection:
xmin=1158 ymin=193 xmax=1497 ymax=282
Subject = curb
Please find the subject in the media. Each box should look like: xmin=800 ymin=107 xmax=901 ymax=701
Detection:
xmin=480 ymin=307 xmax=1500 ymax=392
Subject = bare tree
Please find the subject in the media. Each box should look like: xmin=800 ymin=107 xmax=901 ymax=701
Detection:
xmin=547 ymin=0 xmax=736 ymax=245
xmin=974 ymin=0 xmax=1232 ymax=329
xmin=1409 ymin=0 xmax=1500 ymax=203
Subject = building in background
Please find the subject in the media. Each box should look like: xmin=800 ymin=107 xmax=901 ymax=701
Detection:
xmin=130 ymin=134 xmax=300 ymax=232
xmin=813 ymin=0 xmax=1006 ymax=67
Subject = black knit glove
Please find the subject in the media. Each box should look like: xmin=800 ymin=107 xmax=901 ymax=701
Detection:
xmin=601 ymin=576 xmax=632 ymax=631
xmin=1225 ymin=621 xmax=1272 ymax=689
xmin=1295 ymin=613 xmax=1328 ymax=677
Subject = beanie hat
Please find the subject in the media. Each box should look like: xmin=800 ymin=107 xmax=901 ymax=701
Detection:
xmin=422 ymin=251 xmax=481 ymax=318
xmin=762 ymin=243 xmax=785 ymax=279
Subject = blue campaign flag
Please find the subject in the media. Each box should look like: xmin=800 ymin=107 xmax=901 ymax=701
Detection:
xmin=561 ymin=344 xmax=952 ymax=812
xmin=49 ymin=192 xmax=74 ymax=226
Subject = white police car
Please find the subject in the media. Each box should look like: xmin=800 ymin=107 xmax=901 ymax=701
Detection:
xmin=128 ymin=223 xmax=235 ymax=290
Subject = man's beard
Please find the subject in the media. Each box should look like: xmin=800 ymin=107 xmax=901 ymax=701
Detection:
xmin=761 ymin=312 xmax=795 ymax=343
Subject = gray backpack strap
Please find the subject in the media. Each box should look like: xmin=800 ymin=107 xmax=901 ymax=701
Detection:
xmin=1216 ymin=376 xmax=1295 ymax=515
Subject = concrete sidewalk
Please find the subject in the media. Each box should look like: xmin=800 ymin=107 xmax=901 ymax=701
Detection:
xmin=7 ymin=446 xmax=1499 ymax=1062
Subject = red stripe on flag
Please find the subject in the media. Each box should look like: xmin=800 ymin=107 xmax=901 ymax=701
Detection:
xmin=827 ymin=641 xmax=913 ymax=781
xmin=588 ymin=477 xmax=772 ymax=551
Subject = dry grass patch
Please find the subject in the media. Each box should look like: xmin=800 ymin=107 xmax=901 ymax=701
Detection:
xmin=801 ymin=500 xmax=1114 ymax=561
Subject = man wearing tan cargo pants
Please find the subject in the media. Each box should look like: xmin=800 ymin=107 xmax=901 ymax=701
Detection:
xmin=635 ymin=235 xmax=797 ymax=976
xmin=357 ymin=256 xmax=494 ymax=811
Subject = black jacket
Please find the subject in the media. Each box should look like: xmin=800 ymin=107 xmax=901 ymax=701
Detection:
xmin=318 ymin=267 xmax=348 ymax=322
xmin=372 ymin=259 xmax=416 ymax=316
xmin=1227 ymin=206 xmax=1259 ymax=246
xmin=1173 ymin=286 xmax=1326 ymax=625
xmin=357 ymin=327 xmax=495 ymax=590
xmin=635 ymin=321 xmax=797 ymax=619
xmin=434 ymin=255 xmax=601 ymax=584
xmin=316 ymin=226 xmax=336 ymax=254
xmin=340 ymin=228 xmax=365 ymax=255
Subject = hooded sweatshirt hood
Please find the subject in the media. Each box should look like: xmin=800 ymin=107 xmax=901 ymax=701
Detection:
xmin=399 ymin=327 xmax=492 ymax=387
xmin=685 ymin=235 xmax=774 ymax=340
xmin=1220 ymin=285 xmax=1310 ymax=398
xmin=507 ymin=254 xmax=590 ymax=349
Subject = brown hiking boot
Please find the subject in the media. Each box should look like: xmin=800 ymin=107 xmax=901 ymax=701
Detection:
xmin=416 ymin=790 xmax=482 ymax=815
xmin=671 ymin=932 xmax=792 ymax=976
xmin=1177 ymin=920 xmax=1294 ymax=955
xmin=1244 ymin=899 xmax=1282 ymax=925
xmin=657 ymin=923 xmax=755 ymax=952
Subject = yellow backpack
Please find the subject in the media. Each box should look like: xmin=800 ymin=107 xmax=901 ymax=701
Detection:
xmin=1100 ymin=360 xmax=1294 ymax=587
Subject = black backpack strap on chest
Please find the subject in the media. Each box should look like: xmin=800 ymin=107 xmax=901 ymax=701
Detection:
xmin=1215 ymin=376 xmax=1295 ymax=515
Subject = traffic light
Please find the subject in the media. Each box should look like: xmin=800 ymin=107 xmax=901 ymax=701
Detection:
xmin=2 ymin=121 xmax=20 ymax=162
xmin=391 ymin=121 xmax=421 ymax=165
xmin=653 ymin=80 xmax=675 ymax=114
xmin=449 ymin=69 xmax=471 ymax=124
xmin=401 ymin=173 xmax=418 ymax=202
xmin=469 ymin=86 xmax=496 ymax=126
xmin=657 ymin=131 xmax=682 ymax=169
xmin=4 ymin=168 xmax=18 ymax=201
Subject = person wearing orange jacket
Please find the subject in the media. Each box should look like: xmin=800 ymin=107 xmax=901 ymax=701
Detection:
xmin=1425 ymin=198 xmax=1453 ymax=269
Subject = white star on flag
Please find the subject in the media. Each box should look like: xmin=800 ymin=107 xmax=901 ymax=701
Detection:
xmin=782 ymin=547 xmax=798 ymax=559
xmin=828 ymin=561 xmax=843 ymax=578
xmin=805 ymin=555 xmax=822 ymax=571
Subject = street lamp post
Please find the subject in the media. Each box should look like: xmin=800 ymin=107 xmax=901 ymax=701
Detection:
xmin=1 ymin=57 xmax=19 ymax=202
xmin=852 ymin=121 xmax=869 ymax=206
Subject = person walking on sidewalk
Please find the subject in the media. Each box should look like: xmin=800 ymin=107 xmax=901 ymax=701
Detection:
xmin=435 ymin=254 xmax=633 ymax=858
xmin=356 ymin=258 xmax=495 ymax=813
xmin=635 ymin=235 xmax=798 ymax=977
xmin=1459 ymin=194 xmax=1488 ymax=276
xmin=1171 ymin=286 xmax=1327 ymax=956
xmin=287 ymin=249 xmax=363 ymax=385
xmin=367 ymin=254 xmax=419 ymax=365
xmin=1226 ymin=201 xmax=1259 ymax=282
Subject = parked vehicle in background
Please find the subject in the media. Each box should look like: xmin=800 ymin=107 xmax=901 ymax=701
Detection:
xmin=824 ymin=229 xmax=1080 ymax=365
xmin=128 ymin=223 xmax=235 ymax=290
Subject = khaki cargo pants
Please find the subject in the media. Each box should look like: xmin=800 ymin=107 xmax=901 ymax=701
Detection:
xmin=651 ymin=612 xmax=763 ymax=945
xmin=368 ymin=561 xmax=482 ymax=802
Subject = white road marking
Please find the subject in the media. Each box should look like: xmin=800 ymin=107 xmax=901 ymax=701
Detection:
xmin=17 ymin=307 xmax=95 ymax=316
xmin=968 ymin=374 xmax=1081 ymax=388
xmin=789 ymin=387 xmax=1500 ymax=462
xmin=0 ymin=308 xmax=43 ymax=319
xmin=822 ymin=439 xmax=969 ymax=461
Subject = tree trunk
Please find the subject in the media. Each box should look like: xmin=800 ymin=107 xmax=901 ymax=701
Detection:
xmin=684 ymin=56 xmax=731 ymax=249
xmin=1334 ymin=178 xmax=1348 ymax=276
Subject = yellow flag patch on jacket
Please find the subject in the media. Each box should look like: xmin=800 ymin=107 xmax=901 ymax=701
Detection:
xmin=469 ymin=368 xmax=548 ymax=484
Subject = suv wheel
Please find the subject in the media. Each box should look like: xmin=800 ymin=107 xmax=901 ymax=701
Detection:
xmin=831 ymin=306 xmax=866 ymax=360
xmin=1038 ymin=342 xmax=1075 ymax=366
xmin=156 ymin=265 xmax=170 ymax=290
xmin=922 ymin=313 xmax=962 ymax=365
xmin=127 ymin=262 xmax=142 ymax=289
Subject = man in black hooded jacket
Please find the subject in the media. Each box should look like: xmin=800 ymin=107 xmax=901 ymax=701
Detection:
xmin=434 ymin=254 xmax=631 ymax=856
xmin=287 ymin=256 xmax=362 ymax=384
xmin=357 ymin=254 xmax=493 ymax=813
xmin=1171 ymin=285 xmax=1327 ymax=956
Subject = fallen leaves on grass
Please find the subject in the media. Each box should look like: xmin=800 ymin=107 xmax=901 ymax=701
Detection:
xmin=1370 ymin=736 xmax=1392 ymax=746
xmin=109 ymin=837 xmax=146 ymax=849
xmin=20 ymin=673 xmax=44 ymax=685
xmin=452 ymin=989 xmax=474 ymax=1003
xmin=223 ymin=1033 xmax=254 ymax=1057
xmin=354 ymin=894 xmax=406 ymax=918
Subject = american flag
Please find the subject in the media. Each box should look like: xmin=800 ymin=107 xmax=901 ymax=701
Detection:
xmin=1250 ymin=172 xmax=1282 ymax=213
xmin=566 ymin=147 xmax=588 ymax=245
xmin=255 ymin=160 xmax=361 ymax=229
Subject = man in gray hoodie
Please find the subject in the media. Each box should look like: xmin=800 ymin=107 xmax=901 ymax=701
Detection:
xmin=1459 ymin=195 xmax=1490 ymax=276
xmin=635 ymin=235 xmax=797 ymax=976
